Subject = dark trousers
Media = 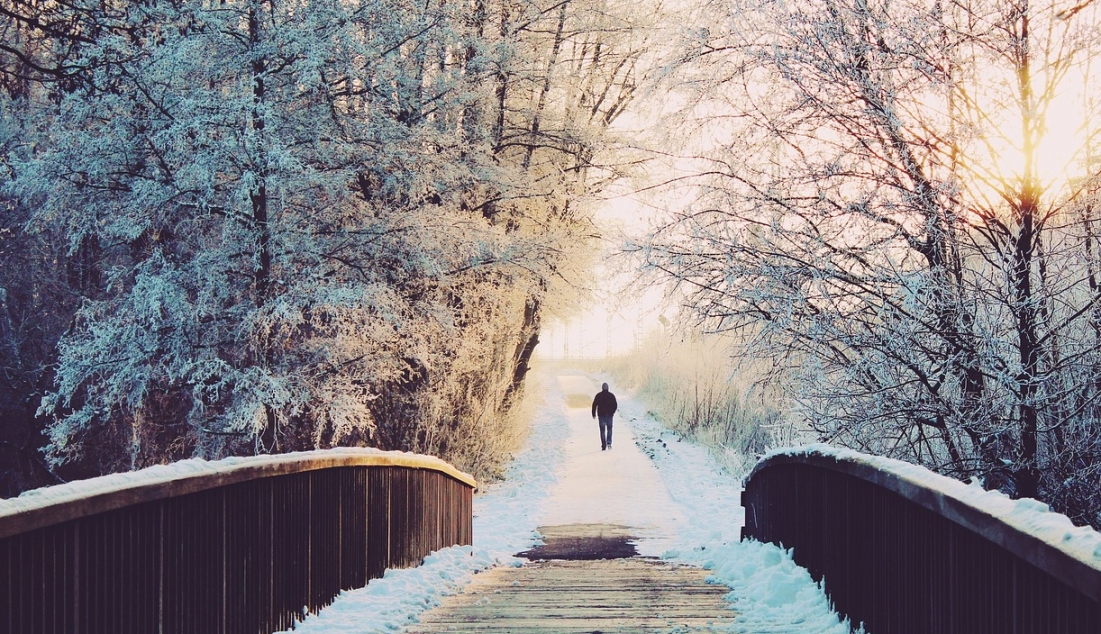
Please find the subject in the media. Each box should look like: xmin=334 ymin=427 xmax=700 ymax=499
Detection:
xmin=598 ymin=415 xmax=614 ymax=448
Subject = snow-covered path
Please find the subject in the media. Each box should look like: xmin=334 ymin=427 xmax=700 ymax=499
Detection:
xmin=280 ymin=363 xmax=855 ymax=633
xmin=540 ymin=373 xmax=687 ymax=556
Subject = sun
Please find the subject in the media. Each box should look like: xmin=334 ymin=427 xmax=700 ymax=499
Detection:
xmin=955 ymin=46 xmax=1100 ymax=213
xmin=989 ymin=81 xmax=1094 ymax=194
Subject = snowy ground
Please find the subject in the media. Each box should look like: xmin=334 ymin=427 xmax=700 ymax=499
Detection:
xmin=282 ymin=364 xmax=853 ymax=633
xmin=538 ymin=373 xmax=688 ymax=557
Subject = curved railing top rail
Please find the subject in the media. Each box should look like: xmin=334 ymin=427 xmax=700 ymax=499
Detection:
xmin=0 ymin=448 xmax=477 ymax=540
xmin=747 ymin=444 xmax=1101 ymax=601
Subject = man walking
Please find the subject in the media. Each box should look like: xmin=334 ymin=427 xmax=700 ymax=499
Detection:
xmin=591 ymin=382 xmax=618 ymax=451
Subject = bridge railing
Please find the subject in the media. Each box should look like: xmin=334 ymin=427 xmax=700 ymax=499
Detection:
xmin=0 ymin=448 xmax=476 ymax=634
xmin=741 ymin=445 xmax=1101 ymax=634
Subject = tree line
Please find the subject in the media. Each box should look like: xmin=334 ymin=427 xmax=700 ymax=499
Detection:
xmin=0 ymin=0 xmax=651 ymax=490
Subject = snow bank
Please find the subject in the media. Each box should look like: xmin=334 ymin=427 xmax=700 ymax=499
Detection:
xmin=280 ymin=368 xmax=571 ymax=633
xmin=759 ymin=444 xmax=1101 ymax=570
xmin=616 ymin=394 xmax=856 ymax=633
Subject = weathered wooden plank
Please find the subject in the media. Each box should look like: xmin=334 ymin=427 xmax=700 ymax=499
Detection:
xmin=407 ymin=551 xmax=735 ymax=633
xmin=412 ymin=626 xmax=729 ymax=633
xmin=416 ymin=619 xmax=731 ymax=628
xmin=420 ymin=604 xmax=730 ymax=615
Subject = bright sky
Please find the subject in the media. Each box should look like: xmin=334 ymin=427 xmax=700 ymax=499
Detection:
xmin=541 ymin=1 xmax=1101 ymax=361
xmin=537 ymin=188 xmax=669 ymax=359
xmin=537 ymin=91 xmax=687 ymax=360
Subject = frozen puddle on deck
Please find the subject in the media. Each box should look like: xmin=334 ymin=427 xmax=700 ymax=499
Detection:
xmin=517 ymin=524 xmax=638 ymax=560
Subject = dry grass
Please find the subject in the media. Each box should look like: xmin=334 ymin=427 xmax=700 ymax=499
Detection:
xmin=566 ymin=394 xmax=593 ymax=409
xmin=605 ymin=331 xmax=785 ymax=476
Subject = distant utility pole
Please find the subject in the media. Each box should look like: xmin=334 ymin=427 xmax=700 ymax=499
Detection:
xmin=578 ymin=319 xmax=584 ymax=359
xmin=606 ymin=314 xmax=612 ymax=358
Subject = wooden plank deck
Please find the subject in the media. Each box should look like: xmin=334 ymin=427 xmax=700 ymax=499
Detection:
xmin=405 ymin=525 xmax=736 ymax=633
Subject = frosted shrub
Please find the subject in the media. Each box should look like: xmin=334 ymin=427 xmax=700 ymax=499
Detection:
xmin=609 ymin=330 xmax=783 ymax=475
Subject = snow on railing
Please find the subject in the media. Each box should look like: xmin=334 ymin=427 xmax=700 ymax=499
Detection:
xmin=0 ymin=448 xmax=476 ymax=634
xmin=742 ymin=444 xmax=1101 ymax=634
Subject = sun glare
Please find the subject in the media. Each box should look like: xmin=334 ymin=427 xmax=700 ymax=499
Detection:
xmin=961 ymin=18 xmax=1101 ymax=205
xmin=986 ymin=81 xmax=1093 ymax=193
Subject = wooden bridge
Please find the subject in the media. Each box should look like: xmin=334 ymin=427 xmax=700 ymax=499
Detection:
xmin=3 ymin=444 xmax=1101 ymax=633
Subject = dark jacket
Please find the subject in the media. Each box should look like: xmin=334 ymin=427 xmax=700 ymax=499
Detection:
xmin=592 ymin=390 xmax=618 ymax=418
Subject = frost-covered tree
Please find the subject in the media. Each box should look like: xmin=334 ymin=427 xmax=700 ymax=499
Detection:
xmin=6 ymin=0 xmax=475 ymax=468
xmin=0 ymin=0 xmax=94 ymax=492
xmin=644 ymin=0 xmax=1101 ymax=525
xmin=0 ymin=0 xmax=652 ymax=482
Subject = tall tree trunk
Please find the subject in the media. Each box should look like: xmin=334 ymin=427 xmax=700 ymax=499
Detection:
xmin=522 ymin=1 xmax=568 ymax=170
xmin=1014 ymin=203 xmax=1040 ymax=498
xmin=505 ymin=297 xmax=540 ymax=404
xmin=249 ymin=3 xmax=277 ymax=453
xmin=460 ymin=0 xmax=487 ymax=149
xmin=491 ymin=0 xmax=511 ymax=157
xmin=1011 ymin=5 xmax=1041 ymax=498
